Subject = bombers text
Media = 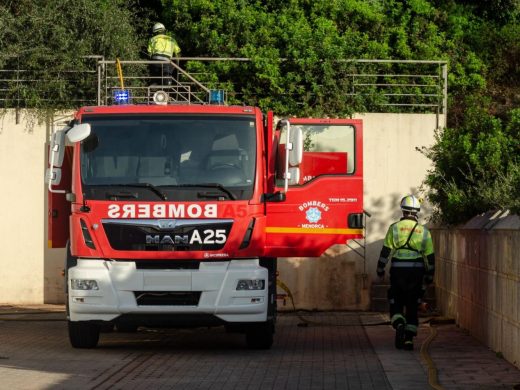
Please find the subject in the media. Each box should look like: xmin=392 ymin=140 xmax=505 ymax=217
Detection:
xmin=107 ymin=203 xmax=217 ymax=219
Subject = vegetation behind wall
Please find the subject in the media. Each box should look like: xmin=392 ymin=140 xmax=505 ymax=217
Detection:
xmin=1 ymin=0 xmax=518 ymax=222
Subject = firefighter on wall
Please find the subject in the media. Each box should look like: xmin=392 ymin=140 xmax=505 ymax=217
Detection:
xmin=376 ymin=195 xmax=435 ymax=350
xmin=147 ymin=22 xmax=181 ymax=85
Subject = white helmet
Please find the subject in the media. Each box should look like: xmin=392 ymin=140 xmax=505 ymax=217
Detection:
xmin=400 ymin=195 xmax=421 ymax=214
xmin=153 ymin=23 xmax=166 ymax=33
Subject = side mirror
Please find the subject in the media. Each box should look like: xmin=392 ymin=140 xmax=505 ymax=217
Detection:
xmin=67 ymin=123 xmax=91 ymax=143
xmin=279 ymin=120 xmax=304 ymax=192
xmin=288 ymin=126 xmax=303 ymax=167
xmin=46 ymin=167 xmax=62 ymax=186
xmin=287 ymin=167 xmax=300 ymax=185
xmin=50 ymin=130 xmax=66 ymax=168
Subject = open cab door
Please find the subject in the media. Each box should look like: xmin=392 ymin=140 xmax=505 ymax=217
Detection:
xmin=47 ymin=128 xmax=72 ymax=248
xmin=264 ymin=117 xmax=364 ymax=257
xmin=47 ymin=122 xmax=91 ymax=248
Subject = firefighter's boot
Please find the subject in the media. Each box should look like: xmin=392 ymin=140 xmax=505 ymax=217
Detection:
xmin=391 ymin=314 xmax=406 ymax=349
xmin=403 ymin=333 xmax=414 ymax=351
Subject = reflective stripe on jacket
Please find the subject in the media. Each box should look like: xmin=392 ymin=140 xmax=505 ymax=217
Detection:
xmin=384 ymin=219 xmax=434 ymax=262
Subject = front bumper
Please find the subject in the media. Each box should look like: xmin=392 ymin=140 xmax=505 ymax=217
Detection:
xmin=68 ymin=259 xmax=268 ymax=323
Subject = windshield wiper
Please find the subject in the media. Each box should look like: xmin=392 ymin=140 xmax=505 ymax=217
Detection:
xmin=109 ymin=183 xmax=168 ymax=200
xmin=105 ymin=191 xmax=138 ymax=200
xmin=166 ymin=183 xmax=237 ymax=200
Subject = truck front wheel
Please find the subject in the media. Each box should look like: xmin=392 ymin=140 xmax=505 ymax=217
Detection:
xmin=68 ymin=321 xmax=100 ymax=349
xmin=245 ymin=320 xmax=274 ymax=349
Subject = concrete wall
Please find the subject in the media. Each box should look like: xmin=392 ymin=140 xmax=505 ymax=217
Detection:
xmin=432 ymin=211 xmax=520 ymax=369
xmin=278 ymin=113 xmax=441 ymax=311
xmin=0 ymin=110 xmax=441 ymax=306
xmin=0 ymin=111 xmax=55 ymax=303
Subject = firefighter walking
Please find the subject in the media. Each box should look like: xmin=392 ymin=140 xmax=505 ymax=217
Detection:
xmin=376 ymin=195 xmax=435 ymax=350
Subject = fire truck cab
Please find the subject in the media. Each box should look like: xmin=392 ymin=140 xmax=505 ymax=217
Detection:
xmin=48 ymin=98 xmax=363 ymax=349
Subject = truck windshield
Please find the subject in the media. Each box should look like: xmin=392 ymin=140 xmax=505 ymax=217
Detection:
xmin=80 ymin=114 xmax=256 ymax=201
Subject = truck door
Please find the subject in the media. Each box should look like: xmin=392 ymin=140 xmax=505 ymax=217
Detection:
xmin=265 ymin=118 xmax=364 ymax=257
xmin=47 ymin=126 xmax=73 ymax=249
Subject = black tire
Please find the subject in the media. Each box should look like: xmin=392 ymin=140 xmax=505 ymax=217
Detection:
xmin=224 ymin=324 xmax=244 ymax=334
xmin=99 ymin=323 xmax=115 ymax=333
xmin=245 ymin=320 xmax=274 ymax=349
xmin=259 ymin=258 xmax=277 ymax=320
xmin=68 ymin=321 xmax=100 ymax=349
xmin=115 ymin=323 xmax=138 ymax=333
xmin=64 ymin=241 xmax=77 ymax=321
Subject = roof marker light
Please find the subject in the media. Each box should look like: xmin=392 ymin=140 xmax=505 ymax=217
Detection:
xmin=209 ymin=89 xmax=225 ymax=105
xmin=113 ymin=89 xmax=131 ymax=105
xmin=153 ymin=90 xmax=169 ymax=105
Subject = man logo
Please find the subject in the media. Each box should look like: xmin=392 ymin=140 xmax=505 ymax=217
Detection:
xmin=145 ymin=229 xmax=227 ymax=248
xmin=146 ymin=234 xmax=189 ymax=246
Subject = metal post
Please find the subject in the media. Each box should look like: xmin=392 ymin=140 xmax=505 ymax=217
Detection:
xmin=97 ymin=59 xmax=102 ymax=106
xmin=15 ymin=55 xmax=20 ymax=124
xmin=442 ymin=63 xmax=448 ymax=128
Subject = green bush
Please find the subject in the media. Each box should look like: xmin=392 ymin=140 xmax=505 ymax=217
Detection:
xmin=1 ymin=0 xmax=518 ymax=223
xmin=423 ymin=108 xmax=520 ymax=224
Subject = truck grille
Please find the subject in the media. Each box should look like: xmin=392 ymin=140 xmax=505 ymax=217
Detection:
xmin=102 ymin=219 xmax=233 ymax=252
xmin=134 ymin=291 xmax=201 ymax=306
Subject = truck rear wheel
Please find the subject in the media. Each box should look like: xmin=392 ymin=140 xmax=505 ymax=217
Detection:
xmin=115 ymin=323 xmax=138 ymax=333
xmin=68 ymin=321 xmax=100 ymax=349
xmin=245 ymin=320 xmax=274 ymax=349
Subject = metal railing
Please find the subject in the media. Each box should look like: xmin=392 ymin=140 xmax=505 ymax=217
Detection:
xmin=344 ymin=59 xmax=447 ymax=128
xmin=0 ymin=55 xmax=99 ymax=109
xmin=0 ymin=57 xmax=447 ymax=124
xmin=98 ymin=59 xmax=211 ymax=106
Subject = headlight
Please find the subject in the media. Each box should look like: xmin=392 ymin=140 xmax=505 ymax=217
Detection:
xmin=71 ymin=279 xmax=99 ymax=290
xmin=236 ymin=279 xmax=265 ymax=290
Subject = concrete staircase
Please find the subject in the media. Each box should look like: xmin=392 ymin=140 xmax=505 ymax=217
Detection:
xmin=370 ymin=282 xmax=390 ymax=312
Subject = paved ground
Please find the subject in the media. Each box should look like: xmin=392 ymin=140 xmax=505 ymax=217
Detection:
xmin=0 ymin=306 xmax=518 ymax=390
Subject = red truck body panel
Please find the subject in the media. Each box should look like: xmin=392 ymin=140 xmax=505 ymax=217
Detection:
xmin=265 ymin=118 xmax=363 ymax=257
xmin=49 ymin=105 xmax=363 ymax=261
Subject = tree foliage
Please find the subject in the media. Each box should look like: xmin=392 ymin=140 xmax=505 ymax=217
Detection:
xmin=161 ymin=0 xmax=451 ymax=116
xmin=0 ymin=0 xmax=146 ymax=110
xmin=422 ymin=0 xmax=520 ymax=222
xmin=159 ymin=0 xmax=520 ymax=222
xmin=422 ymin=107 xmax=520 ymax=223
xmin=0 ymin=0 xmax=518 ymax=222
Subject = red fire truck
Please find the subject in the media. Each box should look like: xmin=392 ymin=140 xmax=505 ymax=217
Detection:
xmin=47 ymin=97 xmax=363 ymax=349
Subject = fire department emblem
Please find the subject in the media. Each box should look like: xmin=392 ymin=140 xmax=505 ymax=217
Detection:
xmin=305 ymin=207 xmax=322 ymax=223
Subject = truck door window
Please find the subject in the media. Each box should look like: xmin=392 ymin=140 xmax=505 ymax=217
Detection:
xmin=276 ymin=124 xmax=355 ymax=186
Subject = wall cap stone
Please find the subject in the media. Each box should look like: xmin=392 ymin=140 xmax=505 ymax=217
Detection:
xmin=430 ymin=210 xmax=520 ymax=231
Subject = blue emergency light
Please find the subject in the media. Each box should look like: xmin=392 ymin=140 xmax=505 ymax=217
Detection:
xmin=209 ymin=89 xmax=225 ymax=105
xmin=113 ymin=89 xmax=131 ymax=104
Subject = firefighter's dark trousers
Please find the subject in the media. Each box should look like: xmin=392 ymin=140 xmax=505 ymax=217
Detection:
xmin=148 ymin=61 xmax=174 ymax=86
xmin=388 ymin=265 xmax=425 ymax=336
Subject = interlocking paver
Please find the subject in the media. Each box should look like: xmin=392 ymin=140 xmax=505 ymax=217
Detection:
xmin=0 ymin=307 xmax=519 ymax=389
xmin=365 ymin=315 xmax=520 ymax=390
xmin=0 ymin=309 xmax=390 ymax=390
xmin=429 ymin=323 xmax=520 ymax=390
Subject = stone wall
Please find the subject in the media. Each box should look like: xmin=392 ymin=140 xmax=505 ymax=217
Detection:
xmin=431 ymin=211 xmax=520 ymax=369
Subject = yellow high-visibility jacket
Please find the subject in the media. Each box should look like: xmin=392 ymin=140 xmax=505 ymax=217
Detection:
xmin=377 ymin=217 xmax=435 ymax=274
xmin=147 ymin=34 xmax=181 ymax=59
